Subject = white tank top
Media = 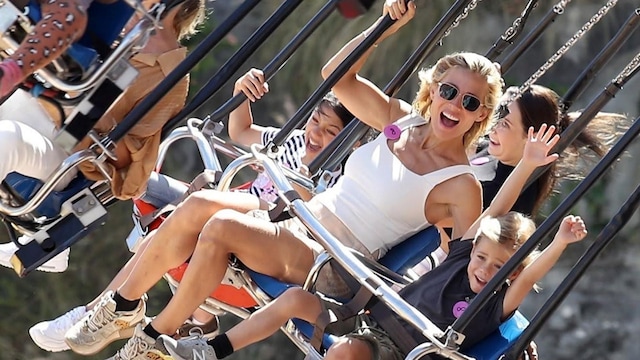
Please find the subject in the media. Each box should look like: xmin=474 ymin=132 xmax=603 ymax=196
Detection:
xmin=311 ymin=113 xmax=474 ymax=255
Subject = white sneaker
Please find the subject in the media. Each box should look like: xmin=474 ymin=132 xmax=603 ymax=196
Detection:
xmin=29 ymin=306 xmax=87 ymax=352
xmin=65 ymin=291 xmax=147 ymax=355
xmin=0 ymin=241 xmax=70 ymax=272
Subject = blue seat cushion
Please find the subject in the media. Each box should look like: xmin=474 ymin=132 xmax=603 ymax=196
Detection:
xmin=464 ymin=311 xmax=529 ymax=359
xmin=379 ymin=226 xmax=440 ymax=274
xmin=3 ymin=172 xmax=93 ymax=218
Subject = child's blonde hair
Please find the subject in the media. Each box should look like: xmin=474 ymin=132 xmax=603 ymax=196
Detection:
xmin=413 ymin=52 xmax=504 ymax=148
xmin=173 ymin=0 xmax=206 ymax=41
xmin=475 ymin=212 xmax=541 ymax=290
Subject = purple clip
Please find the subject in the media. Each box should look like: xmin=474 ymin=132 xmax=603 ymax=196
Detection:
xmin=383 ymin=124 xmax=401 ymax=140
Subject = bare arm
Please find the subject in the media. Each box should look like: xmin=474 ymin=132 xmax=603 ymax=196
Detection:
xmin=228 ymin=68 xmax=269 ymax=146
xmin=503 ymin=215 xmax=587 ymax=316
xmin=321 ymin=0 xmax=416 ymax=131
xmin=462 ymin=125 xmax=560 ymax=240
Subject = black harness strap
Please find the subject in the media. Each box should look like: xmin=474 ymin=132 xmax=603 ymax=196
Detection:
xmin=368 ymin=301 xmax=419 ymax=355
xmin=309 ymin=286 xmax=373 ymax=352
xmin=267 ymin=189 xmax=301 ymax=222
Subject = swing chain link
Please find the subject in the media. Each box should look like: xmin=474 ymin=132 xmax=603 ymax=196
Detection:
xmin=440 ymin=0 xmax=482 ymax=43
xmin=501 ymin=0 xmax=618 ymax=110
xmin=614 ymin=52 xmax=640 ymax=84
xmin=502 ymin=0 xmax=538 ymax=41
xmin=553 ymin=0 xmax=572 ymax=14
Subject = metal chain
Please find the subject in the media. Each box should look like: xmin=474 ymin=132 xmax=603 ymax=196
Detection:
xmin=614 ymin=52 xmax=640 ymax=84
xmin=553 ymin=0 xmax=572 ymax=14
xmin=501 ymin=0 xmax=539 ymax=41
xmin=440 ymin=0 xmax=482 ymax=42
xmin=502 ymin=0 xmax=618 ymax=109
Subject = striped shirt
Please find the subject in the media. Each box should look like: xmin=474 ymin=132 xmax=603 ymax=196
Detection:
xmin=250 ymin=127 xmax=341 ymax=202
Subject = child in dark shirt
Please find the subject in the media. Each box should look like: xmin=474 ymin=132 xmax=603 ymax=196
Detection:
xmin=155 ymin=124 xmax=587 ymax=360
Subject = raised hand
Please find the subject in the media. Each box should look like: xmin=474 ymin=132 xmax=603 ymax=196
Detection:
xmin=521 ymin=123 xmax=560 ymax=168
xmin=556 ymin=215 xmax=588 ymax=245
xmin=382 ymin=0 xmax=416 ymax=35
xmin=234 ymin=68 xmax=269 ymax=102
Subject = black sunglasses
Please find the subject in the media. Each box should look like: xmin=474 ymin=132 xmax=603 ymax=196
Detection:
xmin=438 ymin=82 xmax=483 ymax=112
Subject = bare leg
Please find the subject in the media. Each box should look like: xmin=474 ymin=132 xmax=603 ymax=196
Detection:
xmin=116 ymin=190 xmax=264 ymax=302
xmin=325 ymin=337 xmax=374 ymax=360
xmin=147 ymin=209 xmax=318 ymax=334
xmin=85 ymin=231 xmax=156 ymax=309
xmin=225 ymin=287 xmax=322 ymax=351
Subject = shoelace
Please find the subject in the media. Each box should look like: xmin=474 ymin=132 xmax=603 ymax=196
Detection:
xmin=116 ymin=334 xmax=152 ymax=360
xmin=85 ymin=297 xmax=117 ymax=332
xmin=187 ymin=327 xmax=204 ymax=337
xmin=52 ymin=307 xmax=85 ymax=333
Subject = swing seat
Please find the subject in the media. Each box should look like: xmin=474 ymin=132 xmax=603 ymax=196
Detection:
xmin=130 ymin=172 xmax=262 ymax=308
xmin=245 ymin=226 xmax=528 ymax=359
xmin=465 ymin=311 xmax=529 ymax=360
xmin=2 ymin=171 xmax=93 ymax=219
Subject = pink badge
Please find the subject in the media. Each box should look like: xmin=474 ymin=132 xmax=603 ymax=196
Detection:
xmin=452 ymin=300 xmax=469 ymax=318
xmin=470 ymin=156 xmax=490 ymax=165
xmin=383 ymin=124 xmax=401 ymax=140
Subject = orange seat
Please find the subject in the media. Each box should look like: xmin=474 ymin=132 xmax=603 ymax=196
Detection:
xmin=133 ymin=180 xmax=259 ymax=309
xmin=167 ymin=263 xmax=258 ymax=308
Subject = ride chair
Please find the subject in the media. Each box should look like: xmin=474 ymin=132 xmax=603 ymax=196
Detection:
xmin=0 ymin=0 xmax=168 ymax=276
xmin=127 ymin=118 xmax=530 ymax=360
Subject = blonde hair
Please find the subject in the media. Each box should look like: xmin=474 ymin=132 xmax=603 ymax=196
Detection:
xmin=172 ymin=0 xmax=206 ymax=41
xmin=413 ymin=52 xmax=503 ymax=148
xmin=475 ymin=212 xmax=541 ymax=290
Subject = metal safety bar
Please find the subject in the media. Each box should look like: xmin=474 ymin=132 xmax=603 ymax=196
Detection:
xmin=243 ymin=145 xmax=454 ymax=354
xmin=0 ymin=150 xmax=99 ymax=217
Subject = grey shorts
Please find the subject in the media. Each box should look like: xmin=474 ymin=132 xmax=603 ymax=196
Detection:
xmin=247 ymin=202 xmax=378 ymax=299
xmin=345 ymin=314 xmax=404 ymax=360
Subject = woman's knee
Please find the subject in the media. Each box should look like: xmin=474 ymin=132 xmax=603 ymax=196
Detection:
xmin=198 ymin=209 xmax=247 ymax=248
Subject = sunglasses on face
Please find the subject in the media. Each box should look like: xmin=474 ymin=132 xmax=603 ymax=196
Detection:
xmin=437 ymin=82 xmax=483 ymax=112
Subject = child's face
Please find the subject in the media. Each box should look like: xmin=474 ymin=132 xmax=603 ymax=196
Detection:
xmin=467 ymin=238 xmax=515 ymax=293
xmin=302 ymin=105 xmax=344 ymax=163
xmin=487 ymin=98 xmax=527 ymax=166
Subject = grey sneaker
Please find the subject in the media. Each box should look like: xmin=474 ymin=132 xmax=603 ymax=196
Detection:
xmin=64 ymin=291 xmax=146 ymax=355
xmin=175 ymin=316 xmax=219 ymax=339
xmin=105 ymin=323 xmax=163 ymax=360
xmin=156 ymin=330 xmax=218 ymax=360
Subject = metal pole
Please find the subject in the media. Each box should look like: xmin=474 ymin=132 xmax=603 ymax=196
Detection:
xmin=308 ymin=0 xmax=474 ymax=174
xmin=159 ymin=0 xmax=305 ymax=139
xmin=104 ymin=0 xmax=261 ymax=143
xmin=504 ymin=181 xmax=640 ymax=359
xmin=500 ymin=1 xmax=571 ymax=74
xmin=562 ymin=8 xmax=640 ymax=110
xmin=205 ymin=0 xmax=341 ymax=123
xmin=484 ymin=0 xmax=539 ymax=60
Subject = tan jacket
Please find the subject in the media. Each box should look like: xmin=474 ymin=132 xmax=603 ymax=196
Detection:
xmin=79 ymin=47 xmax=188 ymax=199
